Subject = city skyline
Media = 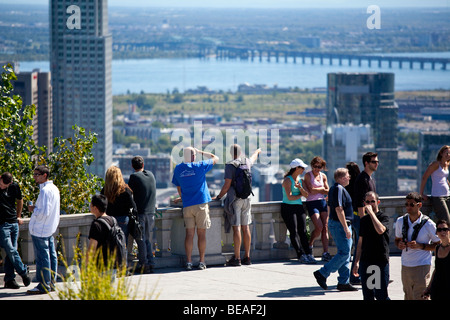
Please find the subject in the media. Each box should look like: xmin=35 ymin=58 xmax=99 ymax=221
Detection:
xmin=2 ymin=0 xmax=450 ymax=8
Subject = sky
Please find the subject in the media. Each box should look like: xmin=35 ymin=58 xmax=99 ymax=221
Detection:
xmin=1 ymin=0 xmax=449 ymax=8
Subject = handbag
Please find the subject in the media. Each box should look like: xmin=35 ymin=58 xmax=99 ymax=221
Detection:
xmin=128 ymin=207 xmax=143 ymax=241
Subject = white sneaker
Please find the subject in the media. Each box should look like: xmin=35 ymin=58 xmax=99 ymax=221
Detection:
xmin=186 ymin=262 xmax=193 ymax=271
xmin=198 ymin=262 xmax=207 ymax=270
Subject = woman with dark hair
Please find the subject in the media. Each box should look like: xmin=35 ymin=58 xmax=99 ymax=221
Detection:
xmin=281 ymin=159 xmax=315 ymax=264
xmin=345 ymin=161 xmax=360 ymax=200
xmin=420 ymin=145 xmax=450 ymax=222
xmin=423 ymin=219 xmax=450 ymax=300
xmin=304 ymin=156 xmax=330 ymax=261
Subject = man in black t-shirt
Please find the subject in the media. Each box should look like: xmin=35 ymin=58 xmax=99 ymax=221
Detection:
xmin=0 ymin=172 xmax=31 ymax=289
xmin=351 ymin=151 xmax=378 ymax=284
xmin=352 ymin=191 xmax=390 ymax=300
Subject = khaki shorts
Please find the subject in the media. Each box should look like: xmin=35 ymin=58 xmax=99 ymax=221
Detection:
xmin=183 ymin=203 xmax=211 ymax=229
xmin=232 ymin=198 xmax=252 ymax=226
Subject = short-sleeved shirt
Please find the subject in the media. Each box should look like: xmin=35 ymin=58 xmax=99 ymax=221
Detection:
xmin=0 ymin=182 xmax=22 ymax=224
xmin=172 ymin=159 xmax=214 ymax=208
xmin=352 ymin=171 xmax=376 ymax=211
xmin=395 ymin=214 xmax=440 ymax=267
xmin=88 ymin=215 xmax=116 ymax=265
xmin=328 ymin=182 xmax=353 ymax=222
xmin=359 ymin=211 xmax=390 ymax=264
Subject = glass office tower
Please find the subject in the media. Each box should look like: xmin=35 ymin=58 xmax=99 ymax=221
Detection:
xmin=50 ymin=0 xmax=112 ymax=176
xmin=324 ymin=72 xmax=398 ymax=196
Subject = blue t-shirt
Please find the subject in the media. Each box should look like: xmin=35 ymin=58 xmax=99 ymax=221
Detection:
xmin=328 ymin=182 xmax=353 ymax=222
xmin=172 ymin=159 xmax=214 ymax=208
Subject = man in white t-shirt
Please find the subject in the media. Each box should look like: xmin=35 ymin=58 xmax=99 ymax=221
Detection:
xmin=395 ymin=192 xmax=440 ymax=300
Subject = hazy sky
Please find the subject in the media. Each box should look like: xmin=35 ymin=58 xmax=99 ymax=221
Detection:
xmin=2 ymin=0 xmax=449 ymax=8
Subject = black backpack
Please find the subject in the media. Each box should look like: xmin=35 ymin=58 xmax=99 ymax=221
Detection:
xmin=232 ymin=158 xmax=253 ymax=199
xmin=97 ymin=217 xmax=127 ymax=268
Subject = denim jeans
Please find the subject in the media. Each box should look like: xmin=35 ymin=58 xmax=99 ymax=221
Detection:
xmin=360 ymin=261 xmax=390 ymax=300
xmin=115 ymin=215 xmax=130 ymax=238
xmin=319 ymin=219 xmax=352 ymax=285
xmin=136 ymin=213 xmax=155 ymax=267
xmin=0 ymin=222 xmax=28 ymax=282
xmin=31 ymin=235 xmax=58 ymax=291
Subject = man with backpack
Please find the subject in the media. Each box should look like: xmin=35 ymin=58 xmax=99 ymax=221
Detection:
xmin=394 ymin=192 xmax=440 ymax=300
xmin=87 ymin=194 xmax=127 ymax=270
xmin=215 ymin=144 xmax=261 ymax=266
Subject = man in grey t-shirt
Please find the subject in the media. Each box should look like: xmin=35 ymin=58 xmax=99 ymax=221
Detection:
xmin=215 ymin=144 xmax=261 ymax=266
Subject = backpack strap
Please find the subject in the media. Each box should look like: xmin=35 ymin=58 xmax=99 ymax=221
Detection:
xmin=97 ymin=216 xmax=115 ymax=231
xmin=411 ymin=215 xmax=429 ymax=242
xmin=402 ymin=215 xmax=409 ymax=242
xmin=402 ymin=214 xmax=429 ymax=242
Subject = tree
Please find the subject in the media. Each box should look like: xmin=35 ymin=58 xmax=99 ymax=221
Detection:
xmin=0 ymin=64 xmax=103 ymax=216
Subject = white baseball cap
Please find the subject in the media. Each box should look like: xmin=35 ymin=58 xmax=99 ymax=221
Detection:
xmin=290 ymin=158 xmax=308 ymax=169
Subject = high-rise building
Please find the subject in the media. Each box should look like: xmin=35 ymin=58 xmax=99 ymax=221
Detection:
xmin=12 ymin=69 xmax=53 ymax=151
xmin=50 ymin=0 xmax=112 ymax=177
xmin=324 ymin=72 xmax=398 ymax=196
xmin=323 ymin=123 xmax=374 ymax=177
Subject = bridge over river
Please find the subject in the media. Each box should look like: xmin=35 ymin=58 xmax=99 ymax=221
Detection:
xmin=212 ymin=45 xmax=449 ymax=71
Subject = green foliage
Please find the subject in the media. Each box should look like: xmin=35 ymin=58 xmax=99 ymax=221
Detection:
xmin=0 ymin=64 xmax=103 ymax=216
xmin=42 ymin=126 xmax=104 ymax=214
xmin=0 ymin=64 xmax=41 ymax=205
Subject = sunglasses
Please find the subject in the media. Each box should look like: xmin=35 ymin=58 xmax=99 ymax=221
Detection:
xmin=437 ymin=228 xmax=450 ymax=232
xmin=405 ymin=202 xmax=419 ymax=207
xmin=365 ymin=200 xmax=376 ymax=204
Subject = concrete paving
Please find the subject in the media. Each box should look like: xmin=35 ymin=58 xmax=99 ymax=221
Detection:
xmin=0 ymin=254 xmax=416 ymax=301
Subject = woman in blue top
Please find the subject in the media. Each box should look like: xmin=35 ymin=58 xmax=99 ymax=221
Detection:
xmin=281 ymin=158 xmax=316 ymax=264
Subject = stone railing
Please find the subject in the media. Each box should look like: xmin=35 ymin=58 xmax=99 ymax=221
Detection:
xmin=17 ymin=196 xmax=434 ymax=267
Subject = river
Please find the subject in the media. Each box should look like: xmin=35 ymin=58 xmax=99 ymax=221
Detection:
xmin=18 ymin=52 xmax=450 ymax=94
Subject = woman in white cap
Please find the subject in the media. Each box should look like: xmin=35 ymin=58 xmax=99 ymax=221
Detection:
xmin=281 ymin=158 xmax=316 ymax=264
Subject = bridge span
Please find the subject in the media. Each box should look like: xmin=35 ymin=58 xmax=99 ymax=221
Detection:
xmin=213 ymin=45 xmax=449 ymax=71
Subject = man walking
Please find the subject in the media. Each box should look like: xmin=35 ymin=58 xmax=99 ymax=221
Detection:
xmin=352 ymin=191 xmax=390 ymax=300
xmin=351 ymin=151 xmax=378 ymax=285
xmin=0 ymin=172 xmax=31 ymax=289
xmin=313 ymin=168 xmax=357 ymax=292
xmin=27 ymin=165 xmax=60 ymax=295
xmin=172 ymin=147 xmax=218 ymax=270
xmin=128 ymin=156 xmax=157 ymax=274
xmin=395 ymin=192 xmax=440 ymax=300
xmin=215 ymin=144 xmax=261 ymax=266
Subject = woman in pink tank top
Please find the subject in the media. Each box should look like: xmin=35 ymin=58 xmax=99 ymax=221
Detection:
xmin=420 ymin=145 xmax=450 ymax=222
xmin=304 ymin=156 xmax=331 ymax=262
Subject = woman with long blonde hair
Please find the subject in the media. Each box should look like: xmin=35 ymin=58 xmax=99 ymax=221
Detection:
xmin=101 ymin=166 xmax=137 ymax=239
